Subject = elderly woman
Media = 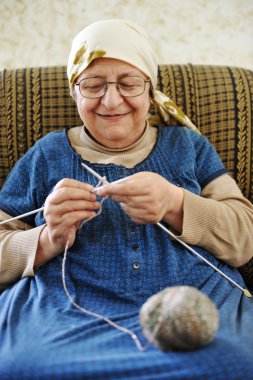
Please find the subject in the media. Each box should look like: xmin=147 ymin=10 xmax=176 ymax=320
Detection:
xmin=0 ymin=19 xmax=253 ymax=380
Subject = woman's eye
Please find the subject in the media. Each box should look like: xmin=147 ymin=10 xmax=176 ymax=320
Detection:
xmin=120 ymin=83 xmax=136 ymax=88
xmin=83 ymin=84 xmax=104 ymax=92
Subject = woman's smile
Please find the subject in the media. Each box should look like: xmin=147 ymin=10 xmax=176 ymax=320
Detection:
xmin=96 ymin=111 xmax=132 ymax=121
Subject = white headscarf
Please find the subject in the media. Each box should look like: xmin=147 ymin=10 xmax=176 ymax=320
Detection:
xmin=67 ymin=19 xmax=199 ymax=133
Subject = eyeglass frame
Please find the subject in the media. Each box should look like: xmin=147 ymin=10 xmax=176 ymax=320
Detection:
xmin=75 ymin=76 xmax=151 ymax=99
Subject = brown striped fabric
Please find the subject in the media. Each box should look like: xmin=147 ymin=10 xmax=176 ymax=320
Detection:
xmin=0 ymin=64 xmax=252 ymax=283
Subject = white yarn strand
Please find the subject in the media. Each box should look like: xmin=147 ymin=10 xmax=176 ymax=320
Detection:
xmin=61 ymin=181 xmax=168 ymax=352
xmin=61 ymin=203 xmax=152 ymax=352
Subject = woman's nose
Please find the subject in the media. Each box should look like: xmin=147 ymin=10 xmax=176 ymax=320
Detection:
xmin=101 ymin=83 xmax=124 ymax=108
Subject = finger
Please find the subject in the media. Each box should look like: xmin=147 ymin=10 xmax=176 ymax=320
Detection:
xmin=120 ymin=201 xmax=146 ymax=216
xmin=111 ymin=193 xmax=151 ymax=206
xmin=54 ymin=178 xmax=95 ymax=192
xmin=120 ymin=204 xmax=149 ymax=224
xmin=96 ymin=181 xmax=149 ymax=198
xmin=129 ymin=217 xmax=148 ymax=225
xmin=94 ymin=183 xmax=128 ymax=197
xmin=46 ymin=209 xmax=98 ymax=228
xmin=120 ymin=202 xmax=163 ymax=224
xmin=49 ymin=187 xmax=97 ymax=205
xmin=44 ymin=199 xmax=100 ymax=217
xmin=56 ymin=199 xmax=100 ymax=212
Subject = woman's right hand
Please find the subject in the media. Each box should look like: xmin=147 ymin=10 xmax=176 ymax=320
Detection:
xmin=35 ymin=179 xmax=100 ymax=267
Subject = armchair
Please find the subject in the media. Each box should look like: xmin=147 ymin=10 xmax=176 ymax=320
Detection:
xmin=0 ymin=64 xmax=252 ymax=288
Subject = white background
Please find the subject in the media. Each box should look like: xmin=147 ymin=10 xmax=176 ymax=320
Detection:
xmin=0 ymin=0 xmax=252 ymax=71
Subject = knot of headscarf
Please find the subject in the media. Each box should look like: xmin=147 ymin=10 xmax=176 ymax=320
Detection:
xmin=67 ymin=19 xmax=199 ymax=133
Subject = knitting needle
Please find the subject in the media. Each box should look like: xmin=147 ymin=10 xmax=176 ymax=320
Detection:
xmin=81 ymin=163 xmax=108 ymax=184
xmin=81 ymin=162 xmax=130 ymax=191
xmin=82 ymin=163 xmax=252 ymax=298
xmin=93 ymin=176 xmax=129 ymax=190
xmin=0 ymin=164 xmax=126 ymax=226
xmin=0 ymin=165 xmax=126 ymax=226
xmin=0 ymin=207 xmax=44 ymax=225
xmin=157 ymin=222 xmax=252 ymax=298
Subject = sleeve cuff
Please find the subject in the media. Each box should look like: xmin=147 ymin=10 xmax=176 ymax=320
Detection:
xmin=178 ymin=189 xmax=219 ymax=246
xmin=1 ymin=225 xmax=46 ymax=285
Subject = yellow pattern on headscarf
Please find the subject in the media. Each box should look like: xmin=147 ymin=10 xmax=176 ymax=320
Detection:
xmin=152 ymin=90 xmax=200 ymax=133
xmin=73 ymin=44 xmax=87 ymax=65
xmin=87 ymin=50 xmax=106 ymax=64
xmin=67 ymin=19 xmax=200 ymax=133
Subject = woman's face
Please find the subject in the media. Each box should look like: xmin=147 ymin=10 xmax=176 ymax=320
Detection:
xmin=74 ymin=58 xmax=151 ymax=148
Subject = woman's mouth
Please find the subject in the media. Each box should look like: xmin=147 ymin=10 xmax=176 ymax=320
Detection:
xmin=97 ymin=112 xmax=131 ymax=120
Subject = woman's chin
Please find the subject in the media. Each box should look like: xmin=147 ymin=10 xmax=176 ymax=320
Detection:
xmin=97 ymin=130 xmax=137 ymax=149
xmin=101 ymin=136 xmax=133 ymax=149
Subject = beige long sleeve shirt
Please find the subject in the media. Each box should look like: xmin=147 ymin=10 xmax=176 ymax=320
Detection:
xmin=1 ymin=125 xmax=253 ymax=290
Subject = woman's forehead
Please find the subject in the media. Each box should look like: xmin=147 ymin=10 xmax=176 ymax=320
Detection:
xmin=79 ymin=58 xmax=146 ymax=79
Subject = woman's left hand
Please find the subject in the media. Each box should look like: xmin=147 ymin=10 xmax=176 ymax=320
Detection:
xmin=95 ymin=172 xmax=184 ymax=232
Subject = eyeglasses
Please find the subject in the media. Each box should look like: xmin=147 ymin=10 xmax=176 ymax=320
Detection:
xmin=75 ymin=76 xmax=151 ymax=98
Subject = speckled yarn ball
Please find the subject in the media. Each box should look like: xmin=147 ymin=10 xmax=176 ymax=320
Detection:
xmin=140 ymin=286 xmax=219 ymax=352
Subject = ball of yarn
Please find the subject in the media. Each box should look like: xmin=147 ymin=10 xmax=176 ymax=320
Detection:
xmin=139 ymin=286 xmax=219 ymax=352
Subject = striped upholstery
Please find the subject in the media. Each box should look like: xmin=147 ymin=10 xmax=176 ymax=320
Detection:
xmin=0 ymin=64 xmax=252 ymax=286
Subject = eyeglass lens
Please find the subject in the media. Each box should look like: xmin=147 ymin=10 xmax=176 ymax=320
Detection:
xmin=77 ymin=76 xmax=148 ymax=98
